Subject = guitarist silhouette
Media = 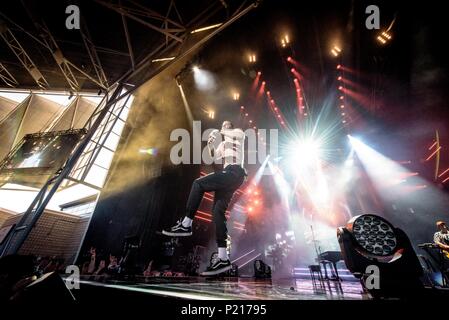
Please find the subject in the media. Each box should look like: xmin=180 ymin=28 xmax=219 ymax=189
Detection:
xmin=434 ymin=221 xmax=449 ymax=259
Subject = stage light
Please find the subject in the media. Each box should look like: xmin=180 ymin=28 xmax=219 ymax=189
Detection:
xmin=262 ymin=81 xmax=266 ymax=85
xmin=377 ymin=36 xmax=387 ymax=44
xmin=233 ymin=92 xmax=240 ymax=100
xmin=266 ymin=91 xmax=270 ymax=95
xmin=240 ymin=106 xmax=245 ymax=109
xmin=340 ymin=105 xmax=345 ymax=108
xmin=280 ymin=34 xmax=290 ymax=48
xmin=338 ymin=76 xmax=342 ymax=81
xmin=338 ymin=86 xmax=343 ymax=90
xmin=341 ymin=112 xmax=345 ymax=116
xmin=339 ymin=96 xmax=344 ymax=100
xmin=287 ymin=56 xmax=292 ymax=62
xmin=245 ymin=113 xmax=248 ymax=117
xmin=191 ymin=23 xmax=223 ymax=34
xmin=290 ymin=68 xmax=295 ymax=73
xmin=208 ymin=110 xmax=215 ymax=119
xmin=152 ymin=57 xmax=176 ymax=62
xmin=248 ymin=54 xmax=257 ymax=63
xmin=336 ymin=64 xmax=341 ymax=70
xmin=342 ymin=120 xmax=346 ymax=123
xmin=288 ymin=138 xmax=322 ymax=170
xmin=382 ymin=31 xmax=392 ymax=40
xmin=257 ymin=71 xmax=262 ymax=75
xmin=377 ymin=31 xmax=392 ymax=45
xmin=192 ymin=66 xmax=216 ymax=90
xmin=139 ymin=147 xmax=158 ymax=156
xmin=338 ymin=214 xmax=423 ymax=298
xmin=331 ymin=45 xmax=341 ymax=57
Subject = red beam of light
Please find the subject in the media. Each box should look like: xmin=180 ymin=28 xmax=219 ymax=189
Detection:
xmin=291 ymin=69 xmax=302 ymax=81
xmin=286 ymin=57 xmax=311 ymax=77
xmin=267 ymin=96 xmax=287 ymax=129
xmin=438 ymin=167 xmax=449 ymax=178
xmin=425 ymin=146 xmax=441 ymax=161
xmin=339 ymin=77 xmax=365 ymax=91
xmin=294 ymin=80 xmax=304 ymax=116
xmin=195 ymin=216 xmax=212 ymax=223
xmin=341 ymin=87 xmax=372 ymax=110
xmin=428 ymin=141 xmax=437 ymax=150
xmin=336 ymin=64 xmax=357 ymax=74
xmin=443 ymin=176 xmax=449 ymax=183
xmin=256 ymin=81 xmax=266 ymax=102
xmin=197 ymin=210 xmax=230 ymax=220
xmin=234 ymin=203 xmax=245 ymax=209
xmin=251 ymin=72 xmax=262 ymax=95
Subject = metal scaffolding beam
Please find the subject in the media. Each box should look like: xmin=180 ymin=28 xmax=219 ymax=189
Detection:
xmin=96 ymin=0 xmax=185 ymax=42
xmin=38 ymin=24 xmax=80 ymax=91
xmin=0 ymin=25 xmax=49 ymax=89
xmin=120 ymin=0 xmax=136 ymax=71
xmin=20 ymin=0 xmax=81 ymax=92
xmin=0 ymin=62 xmax=19 ymax=87
xmin=80 ymin=18 xmax=109 ymax=88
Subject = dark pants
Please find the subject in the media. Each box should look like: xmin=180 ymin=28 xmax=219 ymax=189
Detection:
xmin=186 ymin=165 xmax=246 ymax=247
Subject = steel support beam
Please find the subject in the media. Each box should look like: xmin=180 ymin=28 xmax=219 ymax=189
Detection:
xmin=120 ymin=1 xmax=136 ymax=70
xmin=0 ymin=25 xmax=49 ymax=89
xmin=0 ymin=62 xmax=19 ymax=87
xmin=95 ymin=0 xmax=185 ymax=42
xmin=80 ymin=20 xmax=109 ymax=88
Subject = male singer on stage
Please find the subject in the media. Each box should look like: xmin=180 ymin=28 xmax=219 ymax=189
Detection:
xmin=163 ymin=120 xmax=246 ymax=275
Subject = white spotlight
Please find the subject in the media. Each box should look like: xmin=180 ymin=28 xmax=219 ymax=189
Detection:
xmin=291 ymin=138 xmax=322 ymax=168
xmin=192 ymin=67 xmax=216 ymax=91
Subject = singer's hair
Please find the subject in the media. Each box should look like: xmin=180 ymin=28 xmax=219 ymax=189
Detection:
xmin=223 ymin=120 xmax=234 ymax=129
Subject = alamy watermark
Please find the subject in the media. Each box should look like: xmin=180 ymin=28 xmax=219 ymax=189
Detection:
xmin=169 ymin=121 xmax=279 ymax=166
xmin=65 ymin=5 xmax=80 ymax=30
xmin=364 ymin=265 xmax=380 ymax=289
xmin=365 ymin=5 xmax=380 ymax=30
xmin=65 ymin=265 xmax=80 ymax=289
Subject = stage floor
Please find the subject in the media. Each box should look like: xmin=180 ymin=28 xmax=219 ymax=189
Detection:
xmin=78 ymin=276 xmax=369 ymax=300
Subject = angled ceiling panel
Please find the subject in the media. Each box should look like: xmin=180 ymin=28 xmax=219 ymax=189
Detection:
xmin=14 ymin=95 xmax=65 ymax=142
xmin=0 ymin=96 xmax=19 ymax=121
xmin=0 ymin=95 xmax=31 ymax=160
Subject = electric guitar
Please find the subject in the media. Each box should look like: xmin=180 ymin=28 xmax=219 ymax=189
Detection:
xmin=418 ymin=243 xmax=449 ymax=259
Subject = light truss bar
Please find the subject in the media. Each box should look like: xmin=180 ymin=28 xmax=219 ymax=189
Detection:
xmin=0 ymin=62 xmax=19 ymax=87
xmin=0 ymin=27 xmax=49 ymax=89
